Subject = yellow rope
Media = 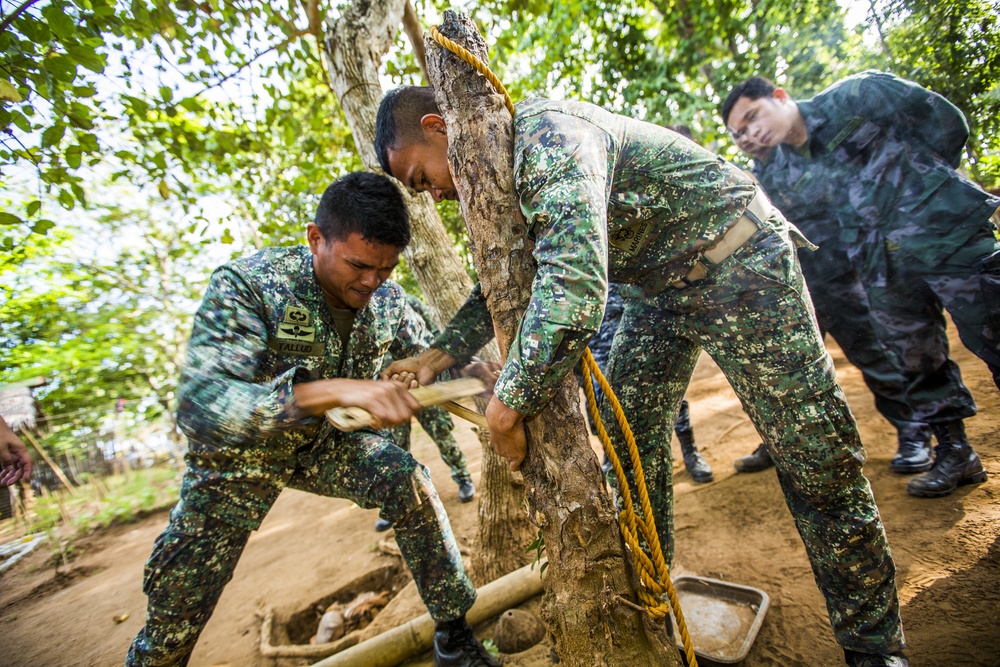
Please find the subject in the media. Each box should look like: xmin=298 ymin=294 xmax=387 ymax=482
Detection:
xmin=429 ymin=26 xmax=515 ymax=117
xmin=429 ymin=24 xmax=698 ymax=667
xmin=581 ymin=350 xmax=697 ymax=667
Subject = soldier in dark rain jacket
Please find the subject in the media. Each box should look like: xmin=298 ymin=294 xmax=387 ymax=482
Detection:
xmin=723 ymin=75 xmax=980 ymax=481
xmin=374 ymin=86 xmax=908 ymax=667
xmin=723 ymin=72 xmax=996 ymax=499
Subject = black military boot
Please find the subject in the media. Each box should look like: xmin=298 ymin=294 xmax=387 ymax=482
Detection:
xmin=457 ymin=477 xmax=476 ymax=503
xmin=433 ymin=617 xmax=500 ymax=667
xmin=844 ymin=649 xmax=909 ymax=666
xmin=734 ymin=443 xmax=773 ymax=473
xmin=676 ymin=428 xmax=713 ymax=483
xmin=890 ymin=438 xmax=933 ymax=474
xmin=907 ymin=421 xmax=987 ymax=498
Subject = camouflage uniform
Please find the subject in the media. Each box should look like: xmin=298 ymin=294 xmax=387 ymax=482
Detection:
xmin=753 ymin=142 xmax=977 ymax=439
xmin=127 ymin=246 xmax=476 ymax=666
xmin=436 ymin=98 xmax=903 ymax=653
xmin=585 ymin=283 xmax=693 ymax=439
xmin=795 ymin=71 xmax=1000 ymax=389
xmin=388 ymin=295 xmax=472 ymax=486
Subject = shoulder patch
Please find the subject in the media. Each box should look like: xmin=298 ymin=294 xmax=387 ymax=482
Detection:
xmin=277 ymin=306 xmax=315 ymax=342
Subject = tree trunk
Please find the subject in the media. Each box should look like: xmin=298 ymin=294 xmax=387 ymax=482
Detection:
xmin=322 ymin=0 xmax=534 ymax=584
xmin=425 ymin=11 xmax=679 ymax=666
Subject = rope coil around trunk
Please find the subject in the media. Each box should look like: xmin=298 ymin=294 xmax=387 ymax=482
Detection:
xmin=429 ymin=24 xmax=698 ymax=667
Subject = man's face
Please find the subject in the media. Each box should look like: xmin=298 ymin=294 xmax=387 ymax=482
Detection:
xmin=308 ymin=228 xmax=401 ymax=310
xmin=727 ymin=90 xmax=799 ymax=154
xmin=385 ymin=114 xmax=458 ymax=203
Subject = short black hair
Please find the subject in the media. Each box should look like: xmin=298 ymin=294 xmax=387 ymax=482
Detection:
xmin=374 ymin=86 xmax=441 ymax=175
xmin=721 ymin=76 xmax=778 ymax=126
xmin=314 ymin=172 xmax=411 ymax=249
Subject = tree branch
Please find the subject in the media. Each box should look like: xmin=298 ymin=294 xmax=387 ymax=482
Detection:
xmin=196 ymin=35 xmax=302 ymax=94
xmin=0 ymin=0 xmax=42 ymax=35
xmin=867 ymin=0 xmax=897 ymax=65
xmin=402 ymin=0 xmax=428 ymax=83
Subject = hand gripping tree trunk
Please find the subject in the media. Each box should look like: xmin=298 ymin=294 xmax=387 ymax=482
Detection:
xmin=425 ymin=11 xmax=679 ymax=666
xmin=322 ymin=0 xmax=534 ymax=584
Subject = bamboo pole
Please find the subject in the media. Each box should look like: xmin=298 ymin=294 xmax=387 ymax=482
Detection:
xmin=307 ymin=560 xmax=546 ymax=667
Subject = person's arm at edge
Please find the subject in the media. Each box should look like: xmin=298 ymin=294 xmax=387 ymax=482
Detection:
xmin=0 ymin=415 xmax=32 ymax=486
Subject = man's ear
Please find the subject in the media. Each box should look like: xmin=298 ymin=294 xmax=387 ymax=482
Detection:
xmin=773 ymin=88 xmax=790 ymax=103
xmin=306 ymin=223 xmax=322 ymax=253
xmin=419 ymin=113 xmax=448 ymax=136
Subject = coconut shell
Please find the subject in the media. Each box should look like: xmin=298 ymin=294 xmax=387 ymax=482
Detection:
xmin=493 ymin=608 xmax=546 ymax=654
xmin=315 ymin=608 xmax=345 ymax=644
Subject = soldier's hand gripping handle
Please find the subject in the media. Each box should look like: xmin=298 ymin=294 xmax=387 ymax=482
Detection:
xmin=327 ymin=377 xmax=487 ymax=431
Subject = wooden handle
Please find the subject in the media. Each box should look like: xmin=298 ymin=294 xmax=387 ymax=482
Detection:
xmin=439 ymin=400 xmax=488 ymax=429
xmin=326 ymin=377 xmax=487 ymax=431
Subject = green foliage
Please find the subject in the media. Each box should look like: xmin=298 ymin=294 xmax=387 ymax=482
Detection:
xmin=0 ymin=191 xmax=212 ymax=455
xmin=27 ymin=467 xmax=180 ymax=538
xmin=481 ymin=638 xmax=501 ymax=659
xmin=1 ymin=0 xmax=123 ymax=229
xmin=73 ymin=467 xmax=180 ymax=532
xmin=859 ymin=0 xmax=1000 ymax=186
xmin=525 ymin=529 xmax=548 ymax=575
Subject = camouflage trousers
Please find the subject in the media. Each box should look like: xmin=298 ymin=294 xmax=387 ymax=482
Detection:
xmin=126 ymin=430 xmax=476 ymax=667
xmin=866 ymin=227 xmax=1000 ymax=393
xmin=390 ymin=406 xmax=472 ymax=485
xmin=800 ymin=242 xmax=976 ymax=440
xmin=604 ymin=216 xmax=904 ymax=654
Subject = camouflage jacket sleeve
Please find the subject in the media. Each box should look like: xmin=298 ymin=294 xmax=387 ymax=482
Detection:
xmin=432 ymin=283 xmax=496 ymax=366
xmin=177 ymin=266 xmax=316 ymax=448
xmin=836 ymin=71 xmax=970 ymax=168
xmin=495 ymin=113 xmax=609 ymax=416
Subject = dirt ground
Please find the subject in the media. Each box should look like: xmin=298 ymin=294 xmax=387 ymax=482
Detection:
xmin=1 ymin=329 xmax=998 ymax=667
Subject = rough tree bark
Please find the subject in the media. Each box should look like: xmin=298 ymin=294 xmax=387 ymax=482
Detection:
xmin=322 ymin=0 xmax=535 ymax=584
xmin=425 ymin=11 xmax=680 ymax=666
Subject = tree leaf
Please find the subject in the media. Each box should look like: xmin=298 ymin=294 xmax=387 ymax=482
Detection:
xmin=66 ymin=144 xmax=83 ymax=168
xmin=58 ymin=189 xmax=75 ymax=209
xmin=0 ymin=212 xmax=23 ymax=226
xmin=42 ymin=124 xmax=67 ymax=149
xmin=43 ymin=4 xmax=77 ymax=40
xmin=0 ymin=80 xmax=23 ymax=102
xmin=32 ymin=219 xmax=56 ymax=235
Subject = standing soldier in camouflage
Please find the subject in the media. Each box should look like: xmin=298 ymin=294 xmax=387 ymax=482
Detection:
xmin=722 ymin=76 xmax=979 ymax=480
xmin=376 ymin=293 xmax=476 ymax=531
xmin=375 ymin=86 xmax=907 ymax=667
xmin=125 ymin=172 xmax=499 ymax=667
xmin=722 ymin=73 xmax=997 ymax=499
